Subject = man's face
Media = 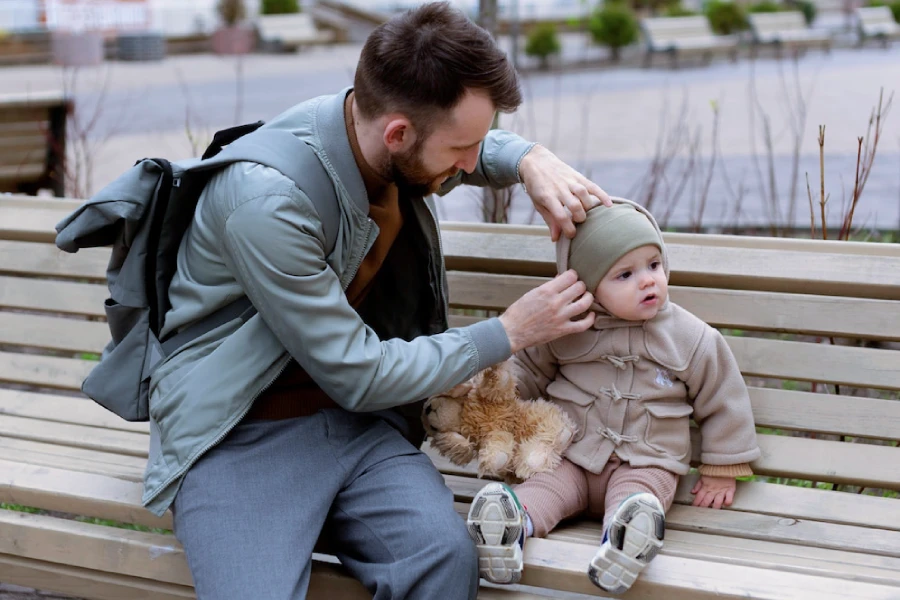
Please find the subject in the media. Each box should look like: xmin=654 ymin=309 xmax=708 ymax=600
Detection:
xmin=388 ymin=89 xmax=496 ymax=196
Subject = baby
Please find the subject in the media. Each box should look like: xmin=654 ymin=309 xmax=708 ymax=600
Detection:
xmin=467 ymin=199 xmax=761 ymax=594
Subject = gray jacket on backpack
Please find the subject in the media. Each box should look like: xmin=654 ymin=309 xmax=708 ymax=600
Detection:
xmin=141 ymin=88 xmax=535 ymax=516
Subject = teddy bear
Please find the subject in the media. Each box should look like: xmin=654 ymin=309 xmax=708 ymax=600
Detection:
xmin=422 ymin=359 xmax=577 ymax=483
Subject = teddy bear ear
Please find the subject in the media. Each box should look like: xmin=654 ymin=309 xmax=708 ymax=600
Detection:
xmin=444 ymin=381 xmax=472 ymax=398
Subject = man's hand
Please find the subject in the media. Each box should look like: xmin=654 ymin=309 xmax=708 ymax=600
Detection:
xmin=498 ymin=270 xmax=595 ymax=354
xmin=518 ymin=145 xmax=612 ymax=242
xmin=691 ymin=475 xmax=736 ymax=509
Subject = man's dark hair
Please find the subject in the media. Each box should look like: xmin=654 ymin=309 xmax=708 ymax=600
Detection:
xmin=353 ymin=1 xmax=522 ymax=136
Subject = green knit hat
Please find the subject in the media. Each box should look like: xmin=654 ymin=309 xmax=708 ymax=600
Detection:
xmin=568 ymin=203 xmax=664 ymax=293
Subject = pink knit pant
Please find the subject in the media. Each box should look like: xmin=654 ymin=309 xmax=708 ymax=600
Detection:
xmin=513 ymin=455 xmax=679 ymax=538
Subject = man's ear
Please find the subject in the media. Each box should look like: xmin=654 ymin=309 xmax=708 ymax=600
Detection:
xmin=383 ymin=116 xmax=418 ymax=153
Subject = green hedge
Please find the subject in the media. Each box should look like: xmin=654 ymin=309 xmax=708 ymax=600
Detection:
xmin=261 ymin=0 xmax=300 ymax=15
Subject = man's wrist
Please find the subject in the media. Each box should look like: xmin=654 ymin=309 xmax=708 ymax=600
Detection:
xmin=497 ymin=313 xmax=522 ymax=355
xmin=516 ymin=142 xmax=540 ymax=189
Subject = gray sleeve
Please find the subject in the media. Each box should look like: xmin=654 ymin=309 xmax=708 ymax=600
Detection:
xmin=438 ymin=129 xmax=536 ymax=194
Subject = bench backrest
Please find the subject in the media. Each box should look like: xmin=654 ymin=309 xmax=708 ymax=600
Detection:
xmin=0 ymin=92 xmax=70 ymax=196
xmin=1 ymin=199 xmax=899 ymax=501
xmin=641 ymin=16 xmax=717 ymax=44
xmin=440 ymin=222 xmax=900 ymax=496
xmin=257 ymin=13 xmax=322 ymax=39
xmin=748 ymin=11 xmax=809 ymax=34
xmin=855 ymin=5 xmax=900 ymax=32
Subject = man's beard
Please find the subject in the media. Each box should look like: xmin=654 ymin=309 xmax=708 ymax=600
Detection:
xmin=387 ymin=145 xmax=458 ymax=197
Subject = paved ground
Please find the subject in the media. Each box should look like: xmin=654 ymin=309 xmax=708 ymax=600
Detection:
xmin=2 ymin=33 xmax=898 ymax=230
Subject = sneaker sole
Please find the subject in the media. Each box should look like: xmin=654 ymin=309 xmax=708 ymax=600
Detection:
xmin=588 ymin=494 xmax=665 ymax=595
xmin=467 ymin=483 xmax=524 ymax=584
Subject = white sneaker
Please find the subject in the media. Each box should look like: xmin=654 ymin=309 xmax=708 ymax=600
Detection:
xmin=466 ymin=482 xmax=525 ymax=584
xmin=589 ymin=492 xmax=665 ymax=595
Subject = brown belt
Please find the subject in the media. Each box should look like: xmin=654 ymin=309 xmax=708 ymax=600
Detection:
xmin=244 ymin=361 xmax=338 ymax=421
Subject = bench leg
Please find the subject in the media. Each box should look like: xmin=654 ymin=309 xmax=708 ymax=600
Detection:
xmin=47 ymin=104 xmax=68 ymax=197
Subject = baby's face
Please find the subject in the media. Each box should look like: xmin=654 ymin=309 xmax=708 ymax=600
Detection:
xmin=594 ymin=245 xmax=668 ymax=321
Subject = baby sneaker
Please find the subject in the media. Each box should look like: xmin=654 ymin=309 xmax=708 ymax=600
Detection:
xmin=589 ymin=492 xmax=665 ymax=595
xmin=466 ymin=482 xmax=526 ymax=584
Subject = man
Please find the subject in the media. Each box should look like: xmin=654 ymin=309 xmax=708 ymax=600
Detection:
xmin=145 ymin=2 xmax=611 ymax=599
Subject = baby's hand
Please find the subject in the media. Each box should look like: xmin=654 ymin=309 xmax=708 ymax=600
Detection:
xmin=690 ymin=475 xmax=736 ymax=509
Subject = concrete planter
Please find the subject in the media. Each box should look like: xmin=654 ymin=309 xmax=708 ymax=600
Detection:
xmin=211 ymin=25 xmax=256 ymax=55
xmin=51 ymin=30 xmax=104 ymax=66
xmin=117 ymin=31 xmax=167 ymax=61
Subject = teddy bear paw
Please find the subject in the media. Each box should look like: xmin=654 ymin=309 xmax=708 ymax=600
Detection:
xmin=515 ymin=448 xmax=559 ymax=480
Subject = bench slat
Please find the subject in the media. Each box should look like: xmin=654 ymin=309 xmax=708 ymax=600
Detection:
xmin=4 ymin=458 xmax=900 ymax=591
xmin=0 ymin=350 xmax=94 ymax=391
xmin=751 ymin=434 xmax=900 ymax=489
xmin=7 ymin=379 xmax=896 ymax=446
xmin=5 ymin=379 xmax=900 ymax=459
xmin=0 ymin=413 xmax=147 ymax=457
xmin=7 ymin=319 xmax=890 ymax=398
xmin=446 ymin=471 xmax=900 ymax=534
xmin=0 ymin=555 xmax=194 ymax=600
xmin=3 ymin=508 xmax=899 ymax=600
xmin=668 ymin=503 xmax=900 ymax=557
xmin=0 ymin=275 xmax=107 ymax=317
xmin=8 ymin=403 xmax=899 ymax=489
xmin=519 ymin=536 xmax=900 ymax=599
xmin=0 ymin=204 xmax=74 ymax=243
xmin=429 ymin=429 xmax=900 ymax=492
xmin=0 ymin=437 xmax=145 ymax=481
xmin=447 ymin=272 xmax=900 ymax=340
xmin=7 ymin=299 xmax=896 ymax=393
xmin=440 ymin=221 xmax=900 ymax=257
xmin=0 ymin=106 xmax=51 ymax=125
xmin=748 ymin=387 xmax=900 ymax=440
xmin=0 ymin=390 xmax=147 ymax=434
xmin=0 ymin=458 xmax=167 ymax=529
xmin=0 ymin=240 xmax=108 ymax=281
xmin=14 ymin=381 xmax=900 ymax=440
xmin=0 ymin=164 xmax=44 ymax=183
xmin=441 ymin=230 xmax=900 ymax=299
xmin=0 ymin=312 xmax=109 ymax=355
xmin=726 ymin=335 xmax=900 ymax=391
xmin=448 ymin=314 xmax=900 ymax=391
xmin=659 ymin=529 xmax=900 ymax=587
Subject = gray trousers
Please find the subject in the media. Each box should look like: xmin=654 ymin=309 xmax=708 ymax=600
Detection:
xmin=172 ymin=409 xmax=479 ymax=600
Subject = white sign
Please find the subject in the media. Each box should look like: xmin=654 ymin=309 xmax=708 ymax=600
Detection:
xmin=44 ymin=0 xmax=149 ymax=33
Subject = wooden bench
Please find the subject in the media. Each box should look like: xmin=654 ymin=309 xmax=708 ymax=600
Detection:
xmin=639 ymin=16 xmax=740 ymax=68
xmin=1 ymin=195 xmax=899 ymax=599
xmin=747 ymin=11 xmax=832 ymax=57
xmin=855 ymin=5 xmax=900 ymax=47
xmin=256 ymin=13 xmax=336 ymax=52
xmin=0 ymin=92 xmax=71 ymax=197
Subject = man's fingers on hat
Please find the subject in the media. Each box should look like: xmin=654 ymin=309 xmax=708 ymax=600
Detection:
xmin=566 ymin=183 xmax=591 ymax=222
xmin=574 ymin=290 xmax=594 ymax=311
xmin=557 ymin=276 xmax=587 ymax=303
xmin=566 ymin=309 xmax=595 ymax=333
xmin=585 ymin=180 xmax=612 ymax=206
xmin=548 ymin=269 xmax=579 ymax=292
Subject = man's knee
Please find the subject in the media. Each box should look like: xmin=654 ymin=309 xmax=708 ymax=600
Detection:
xmin=430 ymin=513 xmax=479 ymax=577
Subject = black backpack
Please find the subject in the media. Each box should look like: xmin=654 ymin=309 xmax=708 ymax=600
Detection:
xmin=55 ymin=122 xmax=339 ymax=421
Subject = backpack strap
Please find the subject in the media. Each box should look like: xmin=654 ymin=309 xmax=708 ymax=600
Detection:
xmin=159 ymin=129 xmax=342 ymax=357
